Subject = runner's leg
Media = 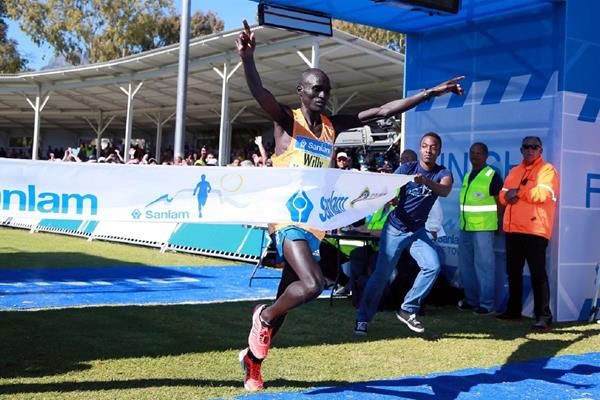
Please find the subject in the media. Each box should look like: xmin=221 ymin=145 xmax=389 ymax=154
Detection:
xmin=269 ymin=259 xmax=299 ymax=337
xmin=262 ymin=238 xmax=325 ymax=324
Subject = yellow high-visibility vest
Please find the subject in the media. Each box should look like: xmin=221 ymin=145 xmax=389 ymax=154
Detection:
xmin=459 ymin=166 xmax=498 ymax=231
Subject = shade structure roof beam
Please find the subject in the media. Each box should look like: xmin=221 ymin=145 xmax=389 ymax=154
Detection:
xmin=0 ymin=26 xmax=405 ymax=147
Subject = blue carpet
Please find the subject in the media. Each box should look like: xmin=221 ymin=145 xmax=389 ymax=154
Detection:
xmin=234 ymin=352 xmax=600 ymax=400
xmin=0 ymin=265 xmax=281 ymax=310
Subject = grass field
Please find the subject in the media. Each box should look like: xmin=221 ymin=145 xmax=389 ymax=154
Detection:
xmin=1 ymin=227 xmax=599 ymax=399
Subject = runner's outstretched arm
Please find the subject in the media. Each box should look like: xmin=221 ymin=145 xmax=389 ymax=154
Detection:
xmin=358 ymin=76 xmax=465 ymax=122
xmin=331 ymin=76 xmax=465 ymax=132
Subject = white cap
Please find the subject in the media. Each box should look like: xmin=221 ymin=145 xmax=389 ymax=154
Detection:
xmin=336 ymin=152 xmax=348 ymax=160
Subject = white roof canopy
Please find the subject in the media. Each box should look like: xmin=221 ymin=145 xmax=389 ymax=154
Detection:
xmin=0 ymin=25 xmax=405 ymax=151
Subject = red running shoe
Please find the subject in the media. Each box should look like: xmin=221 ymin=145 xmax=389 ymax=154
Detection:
xmin=239 ymin=348 xmax=264 ymax=391
xmin=248 ymin=304 xmax=272 ymax=359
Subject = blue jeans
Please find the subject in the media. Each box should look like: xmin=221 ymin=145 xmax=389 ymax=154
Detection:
xmin=357 ymin=221 xmax=441 ymax=322
xmin=458 ymin=230 xmax=496 ymax=311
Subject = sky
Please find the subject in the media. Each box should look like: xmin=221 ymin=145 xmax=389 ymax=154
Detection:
xmin=6 ymin=0 xmax=258 ymax=71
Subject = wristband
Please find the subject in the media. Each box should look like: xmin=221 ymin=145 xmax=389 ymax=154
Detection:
xmin=422 ymin=89 xmax=433 ymax=101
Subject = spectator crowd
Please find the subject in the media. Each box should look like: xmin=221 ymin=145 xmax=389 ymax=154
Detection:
xmin=0 ymin=136 xmax=398 ymax=171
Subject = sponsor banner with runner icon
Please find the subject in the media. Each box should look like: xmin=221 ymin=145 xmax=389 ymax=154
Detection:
xmin=0 ymin=158 xmax=413 ymax=230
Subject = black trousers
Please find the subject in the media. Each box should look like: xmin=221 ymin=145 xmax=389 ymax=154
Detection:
xmin=505 ymin=232 xmax=552 ymax=322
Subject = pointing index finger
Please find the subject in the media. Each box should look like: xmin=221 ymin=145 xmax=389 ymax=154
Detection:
xmin=243 ymin=19 xmax=251 ymax=35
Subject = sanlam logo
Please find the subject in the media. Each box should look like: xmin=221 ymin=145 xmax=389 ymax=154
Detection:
xmin=319 ymin=191 xmax=348 ymax=222
xmin=286 ymin=190 xmax=313 ymax=223
xmin=0 ymin=185 xmax=98 ymax=215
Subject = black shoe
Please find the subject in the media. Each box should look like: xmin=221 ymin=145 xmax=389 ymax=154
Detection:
xmin=496 ymin=312 xmax=522 ymax=320
xmin=354 ymin=321 xmax=368 ymax=336
xmin=532 ymin=320 xmax=551 ymax=330
xmin=396 ymin=309 xmax=424 ymax=333
xmin=457 ymin=299 xmax=475 ymax=311
xmin=473 ymin=307 xmax=495 ymax=316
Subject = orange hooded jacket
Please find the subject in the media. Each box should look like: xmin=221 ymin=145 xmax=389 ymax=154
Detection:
xmin=499 ymin=156 xmax=560 ymax=240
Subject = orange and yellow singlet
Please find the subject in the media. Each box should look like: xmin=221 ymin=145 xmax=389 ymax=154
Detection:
xmin=270 ymin=108 xmax=336 ymax=239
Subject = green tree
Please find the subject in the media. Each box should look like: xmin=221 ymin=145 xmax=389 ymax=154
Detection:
xmin=0 ymin=3 xmax=28 ymax=72
xmin=4 ymin=0 xmax=224 ymax=65
xmin=155 ymin=11 xmax=224 ymax=48
xmin=333 ymin=20 xmax=405 ymax=52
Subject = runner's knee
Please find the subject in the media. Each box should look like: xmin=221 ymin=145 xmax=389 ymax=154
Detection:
xmin=303 ymin=275 xmax=325 ymax=298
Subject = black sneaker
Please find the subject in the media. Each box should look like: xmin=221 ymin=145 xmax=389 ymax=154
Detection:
xmin=457 ymin=299 xmax=475 ymax=311
xmin=396 ymin=310 xmax=424 ymax=333
xmin=473 ymin=307 xmax=494 ymax=316
xmin=354 ymin=321 xmax=368 ymax=336
xmin=532 ymin=319 xmax=551 ymax=330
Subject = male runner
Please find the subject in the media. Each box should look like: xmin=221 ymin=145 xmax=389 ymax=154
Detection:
xmin=235 ymin=20 xmax=464 ymax=391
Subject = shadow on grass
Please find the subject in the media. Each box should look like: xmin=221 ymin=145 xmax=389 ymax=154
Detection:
xmin=0 ymin=377 xmax=351 ymax=395
xmin=0 ymin=300 xmax=600 ymax=399
xmin=0 ymin=251 xmax=150 ymax=270
xmin=308 ymin=356 xmax=600 ymax=399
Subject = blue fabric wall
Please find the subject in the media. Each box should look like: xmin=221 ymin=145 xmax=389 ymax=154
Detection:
xmin=404 ymin=1 xmax=566 ymax=314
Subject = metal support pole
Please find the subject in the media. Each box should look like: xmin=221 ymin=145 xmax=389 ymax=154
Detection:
xmin=173 ymin=0 xmax=192 ymax=160
xmin=212 ymin=61 xmax=242 ymax=166
xmin=32 ymin=95 xmax=42 ymax=160
xmin=156 ymin=117 xmax=163 ymax=162
xmin=84 ymin=110 xmax=116 ymax=159
xmin=311 ymin=37 xmax=320 ymax=68
xmin=145 ymin=111 xmax=175 ymax=163
xmin=124 ymin=82 xmax=134 ymax=161
xmin=217 ymin=62 xmax=230 ymax=166
xmin=94 ymin=110 xmax=104 ymax=159
xmin=120 ymin=81 xmax=143 ymax=162
xmin=24 ymin=85 xmax=50 ymax=160
xmin=400 ymin=39 xmax=408 ymax=153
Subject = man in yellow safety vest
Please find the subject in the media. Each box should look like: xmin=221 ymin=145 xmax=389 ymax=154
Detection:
xmin=458 ymin=142 xmax=503 ymax=315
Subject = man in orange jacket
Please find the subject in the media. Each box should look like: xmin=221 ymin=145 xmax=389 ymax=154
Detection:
xmin=497 ymin=136 xmax=560 ymax=329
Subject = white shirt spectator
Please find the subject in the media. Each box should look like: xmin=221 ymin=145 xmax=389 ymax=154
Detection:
xmin=425 ymin=199 xmax=446 ymax=239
